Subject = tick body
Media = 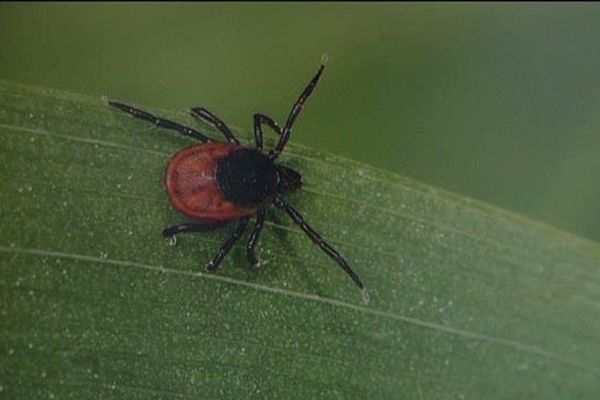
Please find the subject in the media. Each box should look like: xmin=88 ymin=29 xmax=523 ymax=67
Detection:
xmin=109 ymin=57 xmax=365 ymax=291
xmin=165 ymin=143 xmax=254 ymax=223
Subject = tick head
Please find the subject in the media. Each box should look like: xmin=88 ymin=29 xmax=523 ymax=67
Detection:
xmin=275 ymin=165 xmax=302 ymax=194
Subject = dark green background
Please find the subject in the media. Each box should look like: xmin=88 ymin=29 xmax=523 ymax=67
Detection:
xmin=2 ymin=3 xmax=599 ymax=241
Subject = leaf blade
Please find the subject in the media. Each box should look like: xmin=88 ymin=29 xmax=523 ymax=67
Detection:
xmin=1 ymin=80 xmax=599 ymax=399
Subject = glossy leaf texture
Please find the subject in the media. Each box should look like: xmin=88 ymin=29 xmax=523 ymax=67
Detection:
xmin=1 ymin=80 xmax=599 ymax=399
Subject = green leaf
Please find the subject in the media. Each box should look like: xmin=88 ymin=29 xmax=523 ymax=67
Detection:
xmin=1 ymin=79 xmax=599 ymax=399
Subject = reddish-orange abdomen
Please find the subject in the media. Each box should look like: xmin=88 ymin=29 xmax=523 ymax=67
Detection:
xmin=165 ymin=143 xmax=257 ymax=222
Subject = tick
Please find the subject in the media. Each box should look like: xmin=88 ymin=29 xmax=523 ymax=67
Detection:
xmin=108 ymin=57 xmax=364 ymax=292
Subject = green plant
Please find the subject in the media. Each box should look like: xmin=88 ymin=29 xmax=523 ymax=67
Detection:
xmin=1 ymin=80 xmax=599 ymax=398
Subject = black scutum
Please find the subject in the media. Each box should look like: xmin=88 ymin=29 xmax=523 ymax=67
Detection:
xmin=216 ymin=148 xmax=276 ymax=207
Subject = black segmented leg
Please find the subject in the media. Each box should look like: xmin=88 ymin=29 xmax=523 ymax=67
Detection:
xmin=253 ymin=113 xmax=282 ymax=152
xmin=190 ymin=107 xmax=239 ymax=145
xmin=274 ymin=195 xmax=364 ymax=290
xmin=162 ymin=222 xmax=227 ymax=238
xmin=162 ymin=222 xmax=227 ymax=246
xmin=206 ymin=217 xmax=250 ymax=272
xmin=247 ymin=208 xmax=267 ymax=266
xmin=269 ymin=58 xmax=326 ymax=159
xmin=108 ymin=100 xmax=211 ymax=142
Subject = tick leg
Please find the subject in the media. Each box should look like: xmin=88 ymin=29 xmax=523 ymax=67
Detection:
xmin=108 ymin=100 xmax=211 ymax=142
xmin=274 ymin=195 xmax=364 ymax=290
xmin=190 ymin=107 xmax=239 ymax=145
xmin=253 ymin=113 xmax=282 ymax=152
xmin=247 ymin=208 xmax=267 ymax=266
xmin=162 ymin=222 xmax=227 ymax=245
xmin=269 ymin=56 xmax=327 ymax=159
xmin=162 ymin=222 xmax=226 ymax=237
xmin=206 ymin=217 xmax=250 ymax=272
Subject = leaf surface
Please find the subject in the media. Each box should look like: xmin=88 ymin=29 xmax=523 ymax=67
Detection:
xmin=1 ymin=80 xmax=599 ymax=399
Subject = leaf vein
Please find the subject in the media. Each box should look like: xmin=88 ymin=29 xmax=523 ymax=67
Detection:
xmin=0 ymin=244 xmax=592 ymax=372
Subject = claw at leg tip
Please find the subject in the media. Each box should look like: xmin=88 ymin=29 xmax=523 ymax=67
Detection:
xmin=361 ymin=288 xmax=370 ymax=306
xmin=205 ymin=262 xmax=215 ymax=272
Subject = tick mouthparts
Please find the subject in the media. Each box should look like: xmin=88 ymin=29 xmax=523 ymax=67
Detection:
xmin=275 ymin=165 xmax=302 ymax=193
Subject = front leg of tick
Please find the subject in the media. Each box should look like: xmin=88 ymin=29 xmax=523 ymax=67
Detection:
xmin=107 ymin=100 xmax=211 ymax=143
xmin=205 ymin=217 xmax=250 ymax=272
xmin=253 ymin=113 xmax=282 ymax=152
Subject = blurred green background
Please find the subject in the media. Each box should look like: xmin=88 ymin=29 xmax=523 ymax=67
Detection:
xmin=1 ymin=3 xmax=599 ymax=242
